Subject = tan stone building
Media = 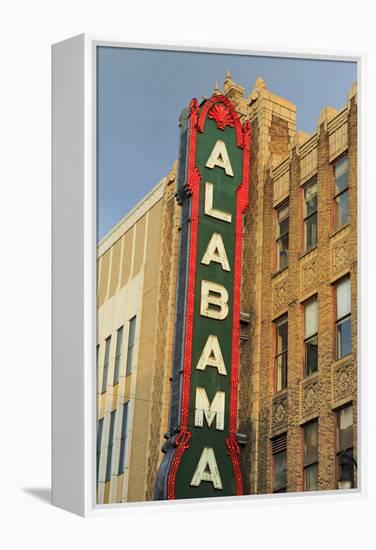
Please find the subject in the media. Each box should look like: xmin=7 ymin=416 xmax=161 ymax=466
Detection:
xmin=96 ymin=74 xmax=357 ymax=503
xmin=96 ymin=167 xmax=180 ymax=504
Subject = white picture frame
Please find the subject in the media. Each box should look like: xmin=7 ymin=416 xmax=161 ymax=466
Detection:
xmin=52 ymin=34 xmax=366 ymax=517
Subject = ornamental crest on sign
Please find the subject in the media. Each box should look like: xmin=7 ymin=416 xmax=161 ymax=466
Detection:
xmin=209 ymin=103 xmax=235 ymax=130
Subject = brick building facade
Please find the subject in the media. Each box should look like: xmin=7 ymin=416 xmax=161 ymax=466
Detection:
xmin=96 ymin=74 xmax=357 ymax=503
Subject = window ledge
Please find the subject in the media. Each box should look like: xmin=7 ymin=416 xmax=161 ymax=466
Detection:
xmin=302 ymin=371 xmax=319 ymax=382
xmin=273 ymin=388 xmax=288 ymax=399
xmin=299 ymin=245 xmax=317 ymax=260
xmin=332 ymin=353 xmax=354 ymax=368
xmin=330 ymin=223 xmax=350 ymax=239
xmin=272 ymin=266 xmax=288 ymax=279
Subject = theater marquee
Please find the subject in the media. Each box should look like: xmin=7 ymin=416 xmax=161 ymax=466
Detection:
xmin=155 ymin=94 xmax=251 ymax=500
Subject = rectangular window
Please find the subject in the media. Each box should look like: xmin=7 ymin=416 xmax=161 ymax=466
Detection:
xmin=303 ymin=420 xmax=318 ymax=491
xmin=275 ymin=315 xmax=288 ymax=392
xmin=333 ymin=155 xmax=349 ymax=230
xmin=276 ymin=203 xmax=289 ymax=271
xmin=126 ymin=316 xmax=137 ymax=375
xmin=272 ymin=433 xmax=287 ymax=493
xmin=101 ymin=336 xmax=111 ymax=394
xmin=105 ymin=411 xmax=116 ymax=482
xmin=303 ymin=179 xmax=317 ymax=250
xmin=118 ymin=401 xmax=129 ymax=475
xmin=336 ymin=406 xmax=354 ymax=488
xmin=113 ymin=326 xmax=124 ymax=385
xmin=97 ymin=417 xmax=104 ymax=484
xmin=335 ymin=277 xmax=351 ymax=360
xmin=304 ymin=297 xmax=318 ymax=376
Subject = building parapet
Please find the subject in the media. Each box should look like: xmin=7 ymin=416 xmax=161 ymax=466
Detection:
xmin=98 ymin=177 xmax=166 ymax=258
xmin=270 ymin=84 xmax=356 ymax=194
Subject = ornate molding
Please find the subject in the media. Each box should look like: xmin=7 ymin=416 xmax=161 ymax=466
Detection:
xmin=301 ymin=377 xmax=319 ymax=419
xmin=271 ymin=394 xmax=288 ymax=432
xmin=333 ymin=360 xmax=353 ymax=403
xmin=332 ymin=237 xmax=350 ymax=276
xmin=208 ymin=103 xmax=235 ymax=130
xmin=301 ymin=257 xmax=318 ymax=295
xmin=273 ymin=279 xmax=288 ymax=313
xmin=197 ymin=95 xmax=243 ymax=146
xmin=145 ymin=191 xmax=180 ymax=500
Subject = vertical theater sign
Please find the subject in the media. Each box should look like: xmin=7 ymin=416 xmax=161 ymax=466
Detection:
xmin=155 ymin=94 xmax=251 ymax=500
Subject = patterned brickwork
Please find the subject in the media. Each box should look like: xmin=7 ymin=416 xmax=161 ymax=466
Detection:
xmin=244 ymin=83 xmax=357 ymax=495
xmin=144 ymin=168 xmax=180 ymax=500
xmin=237 ymin=116 xmax=259 ymax=495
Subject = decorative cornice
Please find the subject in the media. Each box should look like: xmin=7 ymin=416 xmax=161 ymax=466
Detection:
xmin=328 ymin=106 xmax=349 ymax=135
xmin=299 ymin=133 xmax=319 ymax=159
xmin=272 ymin=158 xmax=290 ymax=181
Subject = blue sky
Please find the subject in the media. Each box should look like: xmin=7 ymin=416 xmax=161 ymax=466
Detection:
xmin=97 ymin=47 xmax=357 ymax=241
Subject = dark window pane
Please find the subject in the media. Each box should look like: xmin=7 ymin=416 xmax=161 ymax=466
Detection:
xmin=279 ymin=216 xmax=289 ymax=236
xmin=338 ymin=407 xmax=353 ymax=451
xmin=97 ymin=418 xmax=104 ymax=483
xmin=334 ymin=190 xmax=349 ymax=229
xmin=276 ymin=205 xmax=289 ymax=270
xmin=277 ymin=318 xmax=288 ymax=353
xmin=338 ymin=449 xmax=354 ymax=485
xmin=304 ymin=463 xmax=318 ymax=491
xmin=97 ymin=419 xmax=104 ymax=455
xmin=304 ymin=180 xmax=317 ymax=214
xmin=337 ymin=317 xmax=351 ymax=359
xmin=113 ymin=326 xmax=124 ymax=385
xmin=305 ymin=336 xmax=318 ymax=375
xmin=277 ymin=234 xmax=289 ymax=270
xmin=334 ymin=156 xmax=349 ymax=195
xmin=275 ymin=317 xmax=288 ymax=391
xmin=273 ymin=450 xmax=287 ymax=492
xmin=304 ymin=421 xmax=318 ymax=465
xmin=128 ymin=316 xmax=136 ymax=343
xmin=335 ymin=171 xmax=348 ymax=194
xmin=337 ymin=406 xmax=354 ymax=487
xmin=126 ymin=347 xmax=134 ymax=375
xmin=118 ymin=402 xmax=129 ymax=474
xmin=104 ymin=336 xmax=111 ymax=364
xmin=275 ymin=351 xmax=287 ymax=391
xmin=305 ymin=213 xmax=317 ymax=249
xmin=126 ymin=317 xmax=137 ymax=375
xmin=105 ymin=411 xmax=116 ymax=482
xmin=102 ymin=336 xmax=111 ymax=393
xmin=305 ymin=192 xmax=317 ymax=217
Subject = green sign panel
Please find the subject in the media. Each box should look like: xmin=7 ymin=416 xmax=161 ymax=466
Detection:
xmin=155 ymin=95 xmax=251 ymax=500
